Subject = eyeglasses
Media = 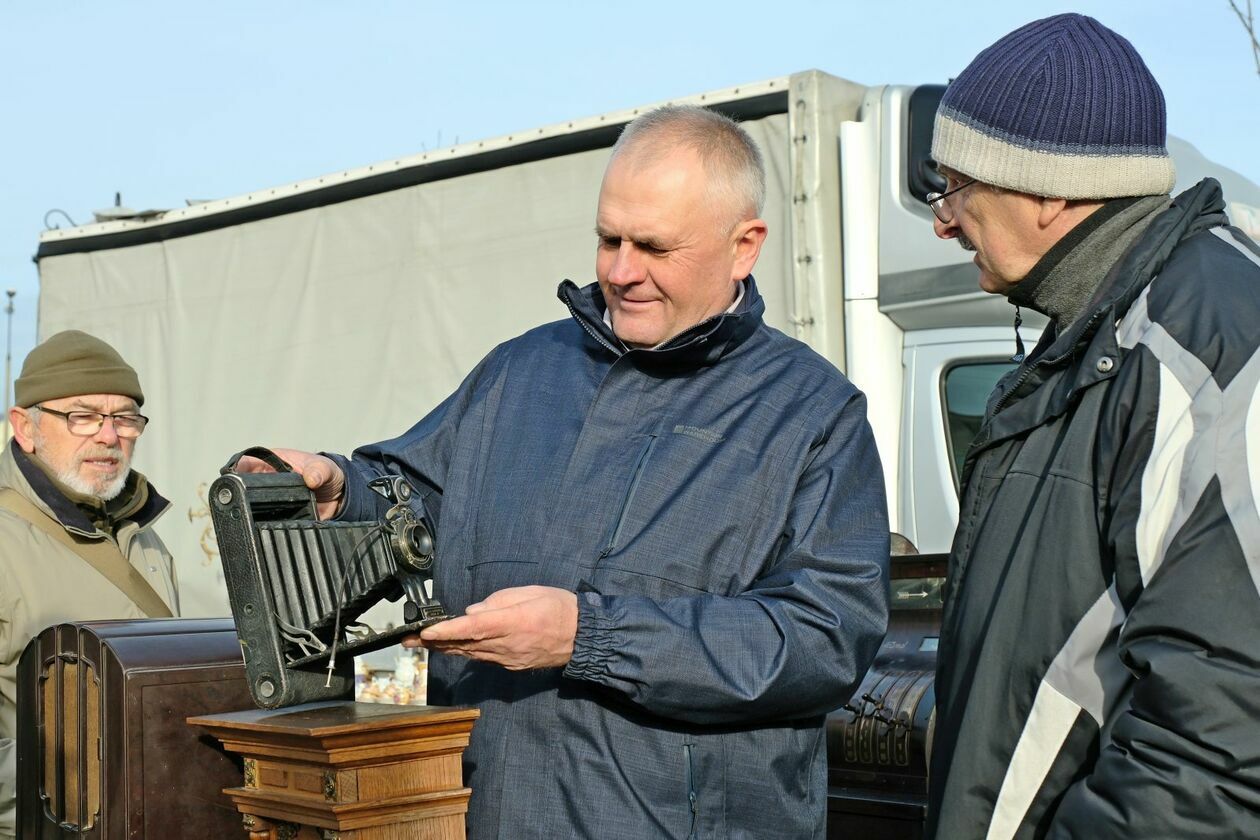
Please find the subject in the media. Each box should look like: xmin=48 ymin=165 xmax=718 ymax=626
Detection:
xmin=926 ymin=179 xmax=977 ymax=224
xmin=34 ymin=406 xmax=149 ymax=439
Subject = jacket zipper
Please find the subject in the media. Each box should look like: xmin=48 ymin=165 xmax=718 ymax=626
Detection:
xmin=990 ymin=307 xmax=1109 ymax=418
xmin=944 ymin=399 xmax=1079 ymax=688
xmin=684 ymin=742 xmax=698 ymax=840
xmin=562 ymin=295 xmax=622 ymax=356
xmin=561 ymin=283 xmax=731 ymax=357
xmin=600 ymin=434 xmax=657 ymax=557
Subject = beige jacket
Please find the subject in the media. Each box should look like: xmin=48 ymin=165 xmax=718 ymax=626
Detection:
xmin=0 ymin=441 xmax=178 ymax=837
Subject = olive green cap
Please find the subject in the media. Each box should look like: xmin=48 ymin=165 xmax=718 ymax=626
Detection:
xmin=14 ymin=330 xmax=144 ymax=408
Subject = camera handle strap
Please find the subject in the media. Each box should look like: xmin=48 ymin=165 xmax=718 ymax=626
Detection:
xmin=0 ymin=489 xmax=174 ymax=619
xmin=219 ymin=446 xmax=294 ymax=475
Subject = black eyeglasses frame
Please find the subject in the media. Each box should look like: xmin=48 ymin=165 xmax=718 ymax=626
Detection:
xmin=33 ymin=405 xmax=150 ymax=438
xmin=926 ymin=179 xmax=978 ymax=224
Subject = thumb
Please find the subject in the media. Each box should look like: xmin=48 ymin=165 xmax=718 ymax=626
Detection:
xmin=302 ymin=458 xmax=333 ymax=490
xmin=294 ymin=455 xmax=344 ymax=498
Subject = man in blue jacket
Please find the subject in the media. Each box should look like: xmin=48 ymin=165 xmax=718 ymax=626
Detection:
xmin=255 ymin=105 xmax=889 ymax=838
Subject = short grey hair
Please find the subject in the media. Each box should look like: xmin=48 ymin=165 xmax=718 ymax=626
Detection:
xmin=611 ymin=105 xmax=766 ymax=231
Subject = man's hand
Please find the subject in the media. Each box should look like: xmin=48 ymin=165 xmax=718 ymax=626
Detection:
xmin=234 ymin=448 xmax=346 ymax=519
xmin=409 ymin=586 xmax=578 ymax=671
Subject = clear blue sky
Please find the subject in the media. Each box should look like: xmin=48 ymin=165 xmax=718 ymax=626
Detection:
xmin=1 ymin=1 xmax=1256 ymax=377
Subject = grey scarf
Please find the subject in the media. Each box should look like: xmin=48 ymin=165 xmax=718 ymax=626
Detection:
xmin=1008 ymin=194 xmax=1172 ymax=335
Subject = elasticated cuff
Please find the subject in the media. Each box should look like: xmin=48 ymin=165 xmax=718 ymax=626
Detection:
xmin=563 ymin=589 xmax=618 ymax=682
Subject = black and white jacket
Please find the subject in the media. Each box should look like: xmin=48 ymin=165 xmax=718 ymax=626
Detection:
xmin=928 ymin=179 xmax=1260 ymax=839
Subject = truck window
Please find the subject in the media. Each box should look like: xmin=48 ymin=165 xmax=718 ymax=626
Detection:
xmin=942 ymin=361 xmax=1016 ymax=485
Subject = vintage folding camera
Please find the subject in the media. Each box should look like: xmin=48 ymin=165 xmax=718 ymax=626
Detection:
xmin=210 ymin=448 xmax=448 ymax=708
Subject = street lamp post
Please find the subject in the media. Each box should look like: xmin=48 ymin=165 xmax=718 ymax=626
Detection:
xmin=3 ymin=290 xmax=14 ymax=440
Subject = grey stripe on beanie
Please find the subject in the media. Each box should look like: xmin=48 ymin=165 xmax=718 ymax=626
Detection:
xmin=15 ymin=330 xmax=144 ymax=407
xmin=932 ymin=13 xmax=1175 ymax=199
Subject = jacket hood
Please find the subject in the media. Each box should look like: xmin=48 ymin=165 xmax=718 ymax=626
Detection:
xmin=557 ymin=276 xmax=766 ymax=369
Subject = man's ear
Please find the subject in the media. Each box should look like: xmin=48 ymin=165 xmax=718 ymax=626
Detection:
xmin=10 ymin=407 xmax=36 ymax=454
xmin=1037 ymin=196 xmax=1069 ymax=229
xmin=730 ymin=218 xmax=769 ymax=281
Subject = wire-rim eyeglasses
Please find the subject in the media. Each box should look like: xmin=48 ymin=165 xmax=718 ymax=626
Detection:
xmin=926 ymin=179 xmax=977 ymax=224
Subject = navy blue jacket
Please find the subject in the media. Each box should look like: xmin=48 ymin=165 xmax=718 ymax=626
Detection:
xmin=333 ymin=278 xmax=889 ymax=839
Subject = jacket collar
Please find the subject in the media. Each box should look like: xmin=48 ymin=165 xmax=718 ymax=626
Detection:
xmin=1006 ymin=195 xmax=1149 ymax=331
xmin=4 ymin=438 xmax=170 ymax=535
xmin=967 ymin=179 xmax=1228 ymax=459
xmin=1055 ymin=178 xmax=1226 ymax=359
xmin=557 ymin=275 xmax=765 ymax=368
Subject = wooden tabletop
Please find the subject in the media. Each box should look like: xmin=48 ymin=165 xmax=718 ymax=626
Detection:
xmin=188 ymin=700 xmax=479 ymax=736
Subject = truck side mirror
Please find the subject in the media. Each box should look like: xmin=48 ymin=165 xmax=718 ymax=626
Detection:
xmin=906 ymin=84 xmax=948 ymax=203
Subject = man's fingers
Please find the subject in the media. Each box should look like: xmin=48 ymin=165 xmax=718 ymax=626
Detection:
xmin=233 ymin=455 xmax=275 ymax=473
xmin=466 ymin=586 xmax=548 ymax=614
xmin=421 ymin=613 xmax=495 ymax=643
xmin=233 ymin=448 xmax=346 ymax=516
xmin=421 ymin=606 xmax=522 ymax=644
xmin=419 ymin=588 xmax=577 ymax=671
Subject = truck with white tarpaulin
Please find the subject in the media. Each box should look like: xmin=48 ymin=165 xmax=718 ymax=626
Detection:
xmin=31 ymin=69 xmax=1260 ymax=838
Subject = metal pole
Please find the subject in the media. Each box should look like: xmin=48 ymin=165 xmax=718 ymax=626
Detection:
xmin=3 ymin=290 xmax=14 ymax=440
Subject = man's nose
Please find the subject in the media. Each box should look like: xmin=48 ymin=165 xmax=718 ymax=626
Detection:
xmin=934 ymin=216 xmax=959 ymax=241
xmin=606 ymin=243 xmax=646 ymax=286
xmin=93 ymin=417 xmax=121 ymax=446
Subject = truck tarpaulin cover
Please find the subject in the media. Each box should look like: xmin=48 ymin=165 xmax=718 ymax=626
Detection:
xmin=35 ymin=114 xmax=796 ymax=617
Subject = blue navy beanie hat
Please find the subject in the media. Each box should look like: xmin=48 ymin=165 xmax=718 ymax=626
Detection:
xmin=932 ymin=14 xmax=1175 ymax=199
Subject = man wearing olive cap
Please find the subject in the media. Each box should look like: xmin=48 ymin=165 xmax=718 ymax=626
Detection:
xmin=0 ymin=330 xmax=178 ymax=839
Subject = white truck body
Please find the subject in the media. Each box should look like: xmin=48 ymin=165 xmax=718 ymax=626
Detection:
xmin=34 ymin=70 xmax=1260 ymax=617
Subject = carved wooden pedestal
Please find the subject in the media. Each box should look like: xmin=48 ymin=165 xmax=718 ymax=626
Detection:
xmin=189 ymin=701 xmax=479 ymax=840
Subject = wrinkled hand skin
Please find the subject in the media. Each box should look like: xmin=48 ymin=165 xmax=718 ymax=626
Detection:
xmin=406 ymin=585 xmax=579 ymax=670
xmin=234 ymin=448 xmax=346 ymax=519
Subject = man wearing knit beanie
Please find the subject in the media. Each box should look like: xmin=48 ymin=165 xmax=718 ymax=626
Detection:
xmin=928 ymin=13 xmax=1260 ymax=839
xmin=0 ymin=330 xmax=178 ymax=839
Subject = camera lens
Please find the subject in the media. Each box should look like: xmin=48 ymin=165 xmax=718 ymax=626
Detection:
xmin=395 ymin=522 xmax=434 ymax=572
xmin=406 ymin=524 xmax=434 ymax=558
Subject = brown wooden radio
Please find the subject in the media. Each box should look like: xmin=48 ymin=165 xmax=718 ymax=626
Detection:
xmin=15 ymin=618 xmax=254 ymax=838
